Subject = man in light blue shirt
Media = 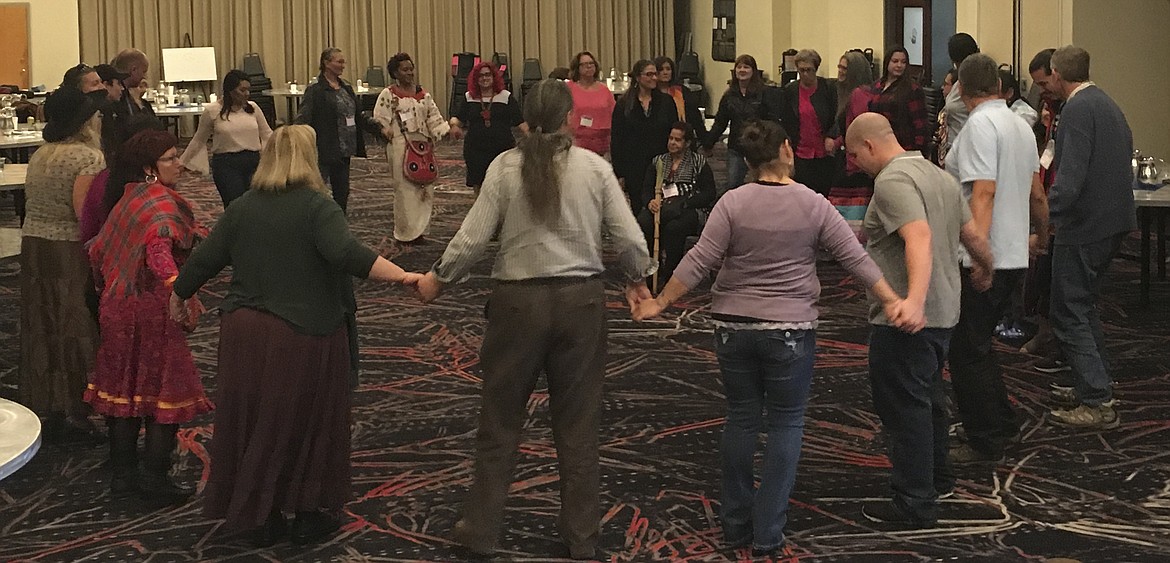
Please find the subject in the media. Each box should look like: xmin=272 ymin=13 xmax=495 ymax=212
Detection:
xmin=944 ymin=53 xmax=1047 ymax=465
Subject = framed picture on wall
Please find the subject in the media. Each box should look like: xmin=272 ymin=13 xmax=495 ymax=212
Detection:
xmin=903 ymin=7 xmax=924 ymax=65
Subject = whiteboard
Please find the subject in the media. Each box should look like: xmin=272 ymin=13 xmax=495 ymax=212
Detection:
xmin=162 ymin=47 xmax=218 ymax=82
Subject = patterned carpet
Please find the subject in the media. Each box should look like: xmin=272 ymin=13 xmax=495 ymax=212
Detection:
xmin=2 ymin=139 xmax=1170 ymax=562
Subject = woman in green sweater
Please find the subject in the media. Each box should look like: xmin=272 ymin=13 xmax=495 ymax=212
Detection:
xmin=171 ymin=125 xmax=411 ymax=547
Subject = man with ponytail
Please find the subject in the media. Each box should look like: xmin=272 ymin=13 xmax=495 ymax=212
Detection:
xmin=406 ymin=79 xmax=655 ymax=560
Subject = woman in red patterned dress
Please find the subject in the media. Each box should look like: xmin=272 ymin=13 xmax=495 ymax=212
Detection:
xmin=86 ymin=129 xmax=212 ymax=506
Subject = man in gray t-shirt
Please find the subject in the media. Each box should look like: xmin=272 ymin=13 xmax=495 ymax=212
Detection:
xmin=846 ymin=113 xmax=994 ymax=529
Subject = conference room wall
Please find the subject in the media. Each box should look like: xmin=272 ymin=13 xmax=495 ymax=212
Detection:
xmin=78 ymin=0 xmax=675 ymax=119
xmin=0 ymin=0 xmax=81 ymax=89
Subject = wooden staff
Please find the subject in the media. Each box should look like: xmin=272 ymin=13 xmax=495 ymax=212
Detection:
xmin=652 ymin=158 xmax=665 ymax=291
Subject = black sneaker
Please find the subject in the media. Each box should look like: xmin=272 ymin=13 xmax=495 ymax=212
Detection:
xmin=862 ymin=501 xmax=935 ymax=528
xmin=1034 ymin=358 xmax=1071 ymax=373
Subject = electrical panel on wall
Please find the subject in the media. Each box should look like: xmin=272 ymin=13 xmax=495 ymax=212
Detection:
xmin=712 ymin=0 xmax=736 ymax=63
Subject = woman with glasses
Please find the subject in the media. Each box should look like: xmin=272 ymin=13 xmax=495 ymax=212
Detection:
xmin=779 ymin=49 xmax=838 ymax=196
xmin=181 ymin=69 xmax=273 ymax=208
xmin=449 ymin=61 xmax=524 ymax=193
xmin=832 ymin=51 xmax=877 ymax=189
xmin=611 ymin=60 xmax=675 ymax=211
xmin=567 ymin=51 xmax=616 ymax=155
xmin=87 ymin=129 xmax=212 ymax=506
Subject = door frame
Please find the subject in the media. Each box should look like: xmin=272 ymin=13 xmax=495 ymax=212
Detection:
xmin=884 ymin=0 xmax=933 ymax=86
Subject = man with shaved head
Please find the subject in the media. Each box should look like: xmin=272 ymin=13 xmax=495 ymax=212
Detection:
xmin=110 ymin=48 xmax=155 ymax=119
xmin=847 ymin=112 xmax=994 ymax=528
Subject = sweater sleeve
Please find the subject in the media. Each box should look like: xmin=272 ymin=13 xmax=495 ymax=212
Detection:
xmin=179 ymin=104 xmax=216 ymax=174
xmin=173 ymin=214 xmax=233 ymax=299
xmin=425 ymin=94 xmax=451 ymax=139
xmin=311 ymin=198 xmax=380 ymax=278
xmin=145 ymin=236 xmax=179 ymax=282
xmin=705 ymin=94 xmax=731 ymax=149
xmin=673 ymin=194 xmax=732 ymax=288
xmin=431 ymin=159 xmax=505 ymax=283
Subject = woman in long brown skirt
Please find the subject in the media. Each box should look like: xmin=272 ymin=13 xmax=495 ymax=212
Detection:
xmin=172 ymin=125 xmax=413 ymax=547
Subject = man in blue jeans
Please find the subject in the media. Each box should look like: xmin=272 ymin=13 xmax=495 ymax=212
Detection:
xmin=847 ymin=113 xmax=994 ymax=527
xmin=1045 ymin=46 xmax=1135 ymax=429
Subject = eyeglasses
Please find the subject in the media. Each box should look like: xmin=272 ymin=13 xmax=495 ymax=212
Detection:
xmin=158 ymin=154 xmax=180 ymax=163
xmin=640 ymin=71 xmax=658 ymax=77
xmin=797 ymin=67 xmax=817 ymax=74
xmin=477 ymin=72 xmax=494 ymax=78
xmin=579 ymin=61 xmax=596 ymax=67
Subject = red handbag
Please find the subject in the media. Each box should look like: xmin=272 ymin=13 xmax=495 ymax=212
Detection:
xmin=396 ymin=111 xmax=437 ymax=185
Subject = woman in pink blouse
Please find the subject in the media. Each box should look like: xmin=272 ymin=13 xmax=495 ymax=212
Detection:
xmin=566 ymin=51 xmax=615 ymax=155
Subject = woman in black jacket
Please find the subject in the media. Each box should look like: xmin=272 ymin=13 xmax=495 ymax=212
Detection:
xmin=296 ymin=48 xmax=387 ymax=212
xmin=780 ymin=49 xmax=838 ymax=196
xmin=610 ymin=60 xmax=676 ymax=211
xmin=637 ymin=122 xmax=716 ymax=288
xmin=703 ymin=54 xmax=770 ymax=195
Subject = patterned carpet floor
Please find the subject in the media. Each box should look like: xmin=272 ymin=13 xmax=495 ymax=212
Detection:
xmin=2 ymin=139 xmax=1170 ymax=562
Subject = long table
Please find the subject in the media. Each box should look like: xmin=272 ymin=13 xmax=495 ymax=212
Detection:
xmin=262 ymin=86 xmax=385 ymax=123
xmin=0 ymin=162 xmax=27 ymax=223
xmin=1134 ymin=186 xmax=1170 ymax=305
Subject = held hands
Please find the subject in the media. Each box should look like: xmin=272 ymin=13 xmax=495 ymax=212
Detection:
xmin=168 ymin=292 xmax=203 ymax=332
xmin=402 ymin=271 xmax=442 ymax=303
xmin=450 ymin=124 xmax=465 ymax=140
xmin=885 ymin=298 xmax=926 ymax=334
xmin=824 ymin=137 xmax=838 ymax=154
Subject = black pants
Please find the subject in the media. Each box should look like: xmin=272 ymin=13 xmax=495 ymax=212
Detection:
xmin=319 ymin=157 xmax=352 ymax=211
xmin=637 ymin=207 xmax=702 ymax=282
xmin=454 ymin=278 xmax=606 ymax=558
xmin=869 ymin=325 xmax=954 ymax=525
xmin=949 ymin=267 xmax=1025 ymax=455
xmin=211 ymin=150 xmax=261 ymax=208
xmin=794 ymin=156 xmax=837 ymax=196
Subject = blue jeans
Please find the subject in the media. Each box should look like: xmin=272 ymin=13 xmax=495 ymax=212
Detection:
xmin=724 ymin=149 xmax=748 ymax=197
xmin=868 ymin=325 xmax=954 ymax=525
xmin=1050 ymin=234 xmax=1124 ymax=406
xmin=715 ymin=327 xmax=815 ymax=551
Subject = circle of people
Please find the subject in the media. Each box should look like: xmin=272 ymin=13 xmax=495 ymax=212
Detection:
xmin=19 ymin=33 xmax=1133 ymax=557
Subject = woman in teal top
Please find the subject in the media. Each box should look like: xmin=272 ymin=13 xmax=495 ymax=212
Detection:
xmin=172 ymin=125 xmax=412 ymax=547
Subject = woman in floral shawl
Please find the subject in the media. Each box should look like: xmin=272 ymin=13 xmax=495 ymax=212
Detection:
xmin=86 ymin=129 xmax=212 ymax=507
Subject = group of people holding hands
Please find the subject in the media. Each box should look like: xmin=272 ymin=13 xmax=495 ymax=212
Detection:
xmin=16 ymin=34 xmax=1133 ymax=559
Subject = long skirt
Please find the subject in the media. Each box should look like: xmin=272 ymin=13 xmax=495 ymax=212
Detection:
xmin=202 ymin=307 xmax=352 ymax=530
xmin=389 ymin=135 xmax=435 ymax=242
xmin=19 ymin=236 xmax=98 ymax=416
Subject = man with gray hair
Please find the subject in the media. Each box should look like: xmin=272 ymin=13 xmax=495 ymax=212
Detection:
xmin=1044 ymin=46 xmax=1134 ymax=429
xmin=944 ymin=53 xmax=1047 ymax=464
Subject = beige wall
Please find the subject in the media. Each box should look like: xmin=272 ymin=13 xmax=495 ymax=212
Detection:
xmin=0 ymin=0 xmax=80 ymax=88
xmin=1073 ymin=0 xmax=1170 ymax=158
xmin=790 ymin=0 xmax=885 ymax=80
xmin=955 ymin=0 xmax=1072 ymax=71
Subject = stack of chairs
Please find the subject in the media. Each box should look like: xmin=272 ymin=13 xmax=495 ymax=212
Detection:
xmin=241 ymin=53 xmax=276 ymax=127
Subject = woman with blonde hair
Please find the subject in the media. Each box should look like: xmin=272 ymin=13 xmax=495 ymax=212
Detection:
xmin=20 ymin=87 xmax=106 ymax=444
xmin=172 ymin=124 xmax=414 ymax=547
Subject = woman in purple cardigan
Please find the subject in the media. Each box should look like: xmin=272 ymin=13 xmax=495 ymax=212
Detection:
xmin=634 ymin=120 xmax=904 ymax=556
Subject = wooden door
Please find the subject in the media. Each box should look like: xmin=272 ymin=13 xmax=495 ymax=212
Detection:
xmin=885 ymin=0 xmax=932 ymax=85
xmin=0 ymin=4 xmax=30 ymax=89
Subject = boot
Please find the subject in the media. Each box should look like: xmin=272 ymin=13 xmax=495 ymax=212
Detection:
xmin=139 ymin=420 xmax=193 ymax=507
xmin=107 ymin=416 xmax=142 ymax=495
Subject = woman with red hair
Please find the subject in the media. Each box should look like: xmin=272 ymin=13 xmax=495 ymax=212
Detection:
xmin=87 ymin=129 xmax=212 ymax=506
xmin=449 ymin=61 xmax=524 ymax=192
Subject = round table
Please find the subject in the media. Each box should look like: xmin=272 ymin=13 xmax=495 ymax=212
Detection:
xmin=0 ymin=398 xmax=42 ymax=480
